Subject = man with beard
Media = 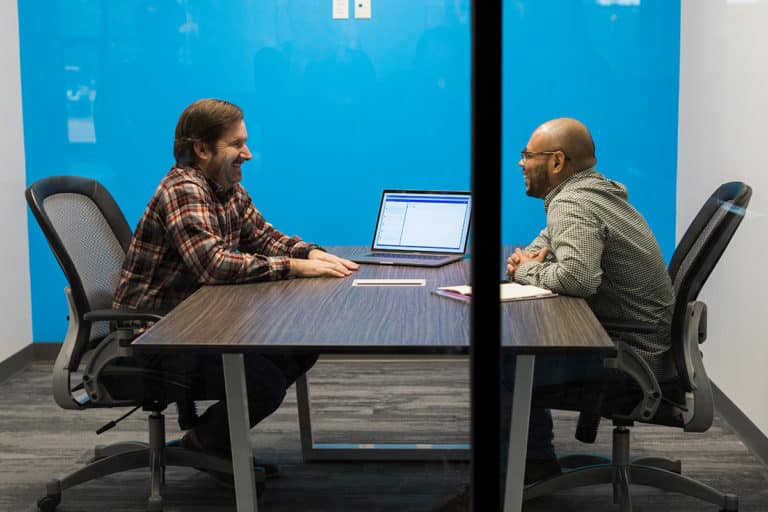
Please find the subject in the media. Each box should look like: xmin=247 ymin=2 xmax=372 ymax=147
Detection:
xmin=433 ymin=117 xmax=673 ymax=511
xmin=113 ymin=98 xmax=358 ymax=483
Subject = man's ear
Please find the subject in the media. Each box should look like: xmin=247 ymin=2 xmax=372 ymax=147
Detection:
xmin=550 ymin=150 xmax=566 ymax=175
xmin=193 ymin=141 xmax=210 ymax=161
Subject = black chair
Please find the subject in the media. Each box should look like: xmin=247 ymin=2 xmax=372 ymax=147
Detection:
xmin=525 ymin=181 xmax=752 ymax=511
xmin=26 ymin=176 xmax=265 ymax=512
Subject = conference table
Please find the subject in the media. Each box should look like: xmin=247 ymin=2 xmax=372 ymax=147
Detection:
xmin=132 ymin=246 xmax=615 ymax=512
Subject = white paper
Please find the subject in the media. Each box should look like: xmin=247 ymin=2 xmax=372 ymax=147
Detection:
xmin=500 ymin=282 xmax=553 ymax=301
xmin=438 ymin=285 xmax=472 ymax=295
xmin=353 ymin=278 xmax=425 ymax=287
xmin=437 ymin=283 xmax=553 ymax=300
xmin=332 ymin=0 xmax=349 ymax=19
xmin=354 ymin=0 xmax=371 ymax=19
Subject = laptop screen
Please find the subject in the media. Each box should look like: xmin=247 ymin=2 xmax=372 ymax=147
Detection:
xmin=371 ymin=190 xmax=472 ymax=254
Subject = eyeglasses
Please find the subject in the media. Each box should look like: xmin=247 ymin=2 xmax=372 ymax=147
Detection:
xmin=520 ymin=148 xmax=569 ymax=163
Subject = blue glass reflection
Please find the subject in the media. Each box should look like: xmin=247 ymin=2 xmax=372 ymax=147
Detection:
xmin=20 ymin=0 xmax=471 ymax=341
xmin=502 ymin=0 xmax=680 ymax=262
xmin=19 ymin=0 xmax=679 ymax=343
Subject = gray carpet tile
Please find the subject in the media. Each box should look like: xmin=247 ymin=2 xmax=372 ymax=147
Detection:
xmin=0 ymin=360 xmax=766 ymax=511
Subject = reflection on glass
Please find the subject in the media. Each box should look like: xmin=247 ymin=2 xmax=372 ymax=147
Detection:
xmin=596 ymin=0 xmax=641 ymax=6
xmin=19 ymin=2 xmax=473 ymax=511
xmin=65 ymin=65 xmax=96 ymax=144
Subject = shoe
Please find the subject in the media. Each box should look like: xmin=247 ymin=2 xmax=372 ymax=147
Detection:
xmin=179 ymin=431 xmax=281 ymax=481
xmin=524 ymin=458 xmax=562 ymax=484
xmin=431 ymin=485 xmax=469 ymax=512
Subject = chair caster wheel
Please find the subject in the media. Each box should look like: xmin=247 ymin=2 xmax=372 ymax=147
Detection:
xmin=37 ymin=495 xmax=60 ymax=512
xmin=721 ymin=493 xmax=738 ymax=511
xmin=147 ymin=495 xmax=163 ymax=512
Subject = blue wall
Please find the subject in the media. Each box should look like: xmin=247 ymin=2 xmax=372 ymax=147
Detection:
xmin=20 ymin=0 xmax=679 ymax=342
xmin=502 ymin=1 xmax=680 ymax=248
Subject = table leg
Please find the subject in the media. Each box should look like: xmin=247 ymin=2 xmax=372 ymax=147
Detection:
xmin=222 ymin=353 xmax=259 ymax=512
xmin=503 ymin=354 xmax=535 ymax=512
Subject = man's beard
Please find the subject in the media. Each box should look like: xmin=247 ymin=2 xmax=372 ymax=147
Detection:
xmin=208 ymin=156 xmax=241 ymax=191
xmin=525 ymin=163 xmax=550 ymax=198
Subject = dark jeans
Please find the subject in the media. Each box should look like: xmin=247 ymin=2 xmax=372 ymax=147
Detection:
xmin=500 ymin=353 xmax=618 ymax=475
xmin=140 ymin=351 xmax=318 ymax=453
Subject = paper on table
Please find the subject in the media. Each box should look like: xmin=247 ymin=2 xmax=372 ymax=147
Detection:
xmin=438 ymin=285 xmax=472 ymax=296
xmin=436 ymin=282 xmax=555 ymax=301
xmin=353 ymin=278 xmax=426 ymax=287
xmin=431 ymin=288 xmax=471 ymax=303
xmin=500 ymin=282 xmax=554 ymax=301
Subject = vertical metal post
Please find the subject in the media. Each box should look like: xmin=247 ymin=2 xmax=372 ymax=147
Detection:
xmin=503 ymin=355 xmax=535 ymax=512
xmin=471 ymin=0 xmax=503 ymax=510
xmin=223 ymin=353 xmax=258 ymax=512
xmin=295 ymin=373 xmax=316 ymax=461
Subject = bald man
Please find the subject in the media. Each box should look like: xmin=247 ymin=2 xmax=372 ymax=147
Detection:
xmin=432 ymin=119 xmax=674 ymax=511
xmin=508 ymin=118 xmax=673 ymax=372
xmin=506 ymin=118 xmax=674 ymax=477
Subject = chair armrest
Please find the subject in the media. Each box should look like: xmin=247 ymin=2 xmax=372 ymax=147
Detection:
xmin=604 ymin=340 xmax=662 ymax=422
xmin=84 ymin=309 xmax=164 ymax=349
xmin=84 ymin=309 xmax=163 ymax=323
xmin=680 ymin=301 xmax=714 ymax=431
xmin=694 ymin=302 xmax=707 ymax=344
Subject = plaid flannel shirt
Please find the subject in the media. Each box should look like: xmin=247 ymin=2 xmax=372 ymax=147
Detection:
xmin=113 ymin=166 xmax=318 ymax=320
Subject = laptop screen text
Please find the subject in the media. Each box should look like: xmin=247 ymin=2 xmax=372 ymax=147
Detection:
xmin=372 ymin=191 xmax=472 ymax=253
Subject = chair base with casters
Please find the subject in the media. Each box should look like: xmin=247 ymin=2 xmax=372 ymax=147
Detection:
xmin=523 ymin=423 xmax=738 ymax=512
xmin=524 ymin=313 xmax=740 ymax=512
xmin=36 ymin=409 xmax=266 ymax=512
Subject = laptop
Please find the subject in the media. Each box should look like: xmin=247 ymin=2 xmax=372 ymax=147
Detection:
xmin=349 ymin=189 xmax=472 ymax=267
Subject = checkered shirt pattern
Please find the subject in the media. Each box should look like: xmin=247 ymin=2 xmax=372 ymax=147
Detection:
xmin=514 ymin=168 xmax=675 ymax=379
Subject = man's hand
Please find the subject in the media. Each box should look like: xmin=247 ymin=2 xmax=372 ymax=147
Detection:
xmin=289 ymin=249 xmax=359 ymax=278
xmin=506 ymin=247 xmax=549 ymax=279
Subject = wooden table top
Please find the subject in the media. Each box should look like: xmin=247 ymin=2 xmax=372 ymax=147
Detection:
xmin=132 ymin=246 xmax=615 ymax=356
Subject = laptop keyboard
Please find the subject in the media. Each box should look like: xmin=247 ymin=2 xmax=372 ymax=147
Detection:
xmin=367 ymin=253 xmax=446 ymax=260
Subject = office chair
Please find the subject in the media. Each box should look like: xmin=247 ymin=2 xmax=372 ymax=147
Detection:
xmin=25 ymin=176 xmax=265 ymax=512
xmin=525 ymin=181 xmax=752 ymax=511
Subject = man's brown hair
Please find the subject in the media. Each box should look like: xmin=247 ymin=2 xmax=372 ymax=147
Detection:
xmin=173 ymin=98 xmax=243 ymax=167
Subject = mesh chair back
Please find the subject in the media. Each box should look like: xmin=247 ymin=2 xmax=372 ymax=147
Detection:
xmin=667 ymin=182 xmax=751 ymax=380
xmin=43 ymin=194 xmax=126 ymax=337
xmin=26 ymin=176 xmax=133 ymax=369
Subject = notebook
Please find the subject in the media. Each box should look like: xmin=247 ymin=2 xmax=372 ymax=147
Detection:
xmin=349 ymin=189 xmax=472 ymax=267
xmin=433 ymin=282 xmax=556 ymax=303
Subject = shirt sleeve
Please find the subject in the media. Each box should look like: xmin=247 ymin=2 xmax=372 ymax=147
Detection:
xmin=525 ymin=229 xmax=551 ymax=255
xmin=161 ymin=181 xmax=294 ymax=284
xmin=513 ymin=196 xmax=605 ymax=297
